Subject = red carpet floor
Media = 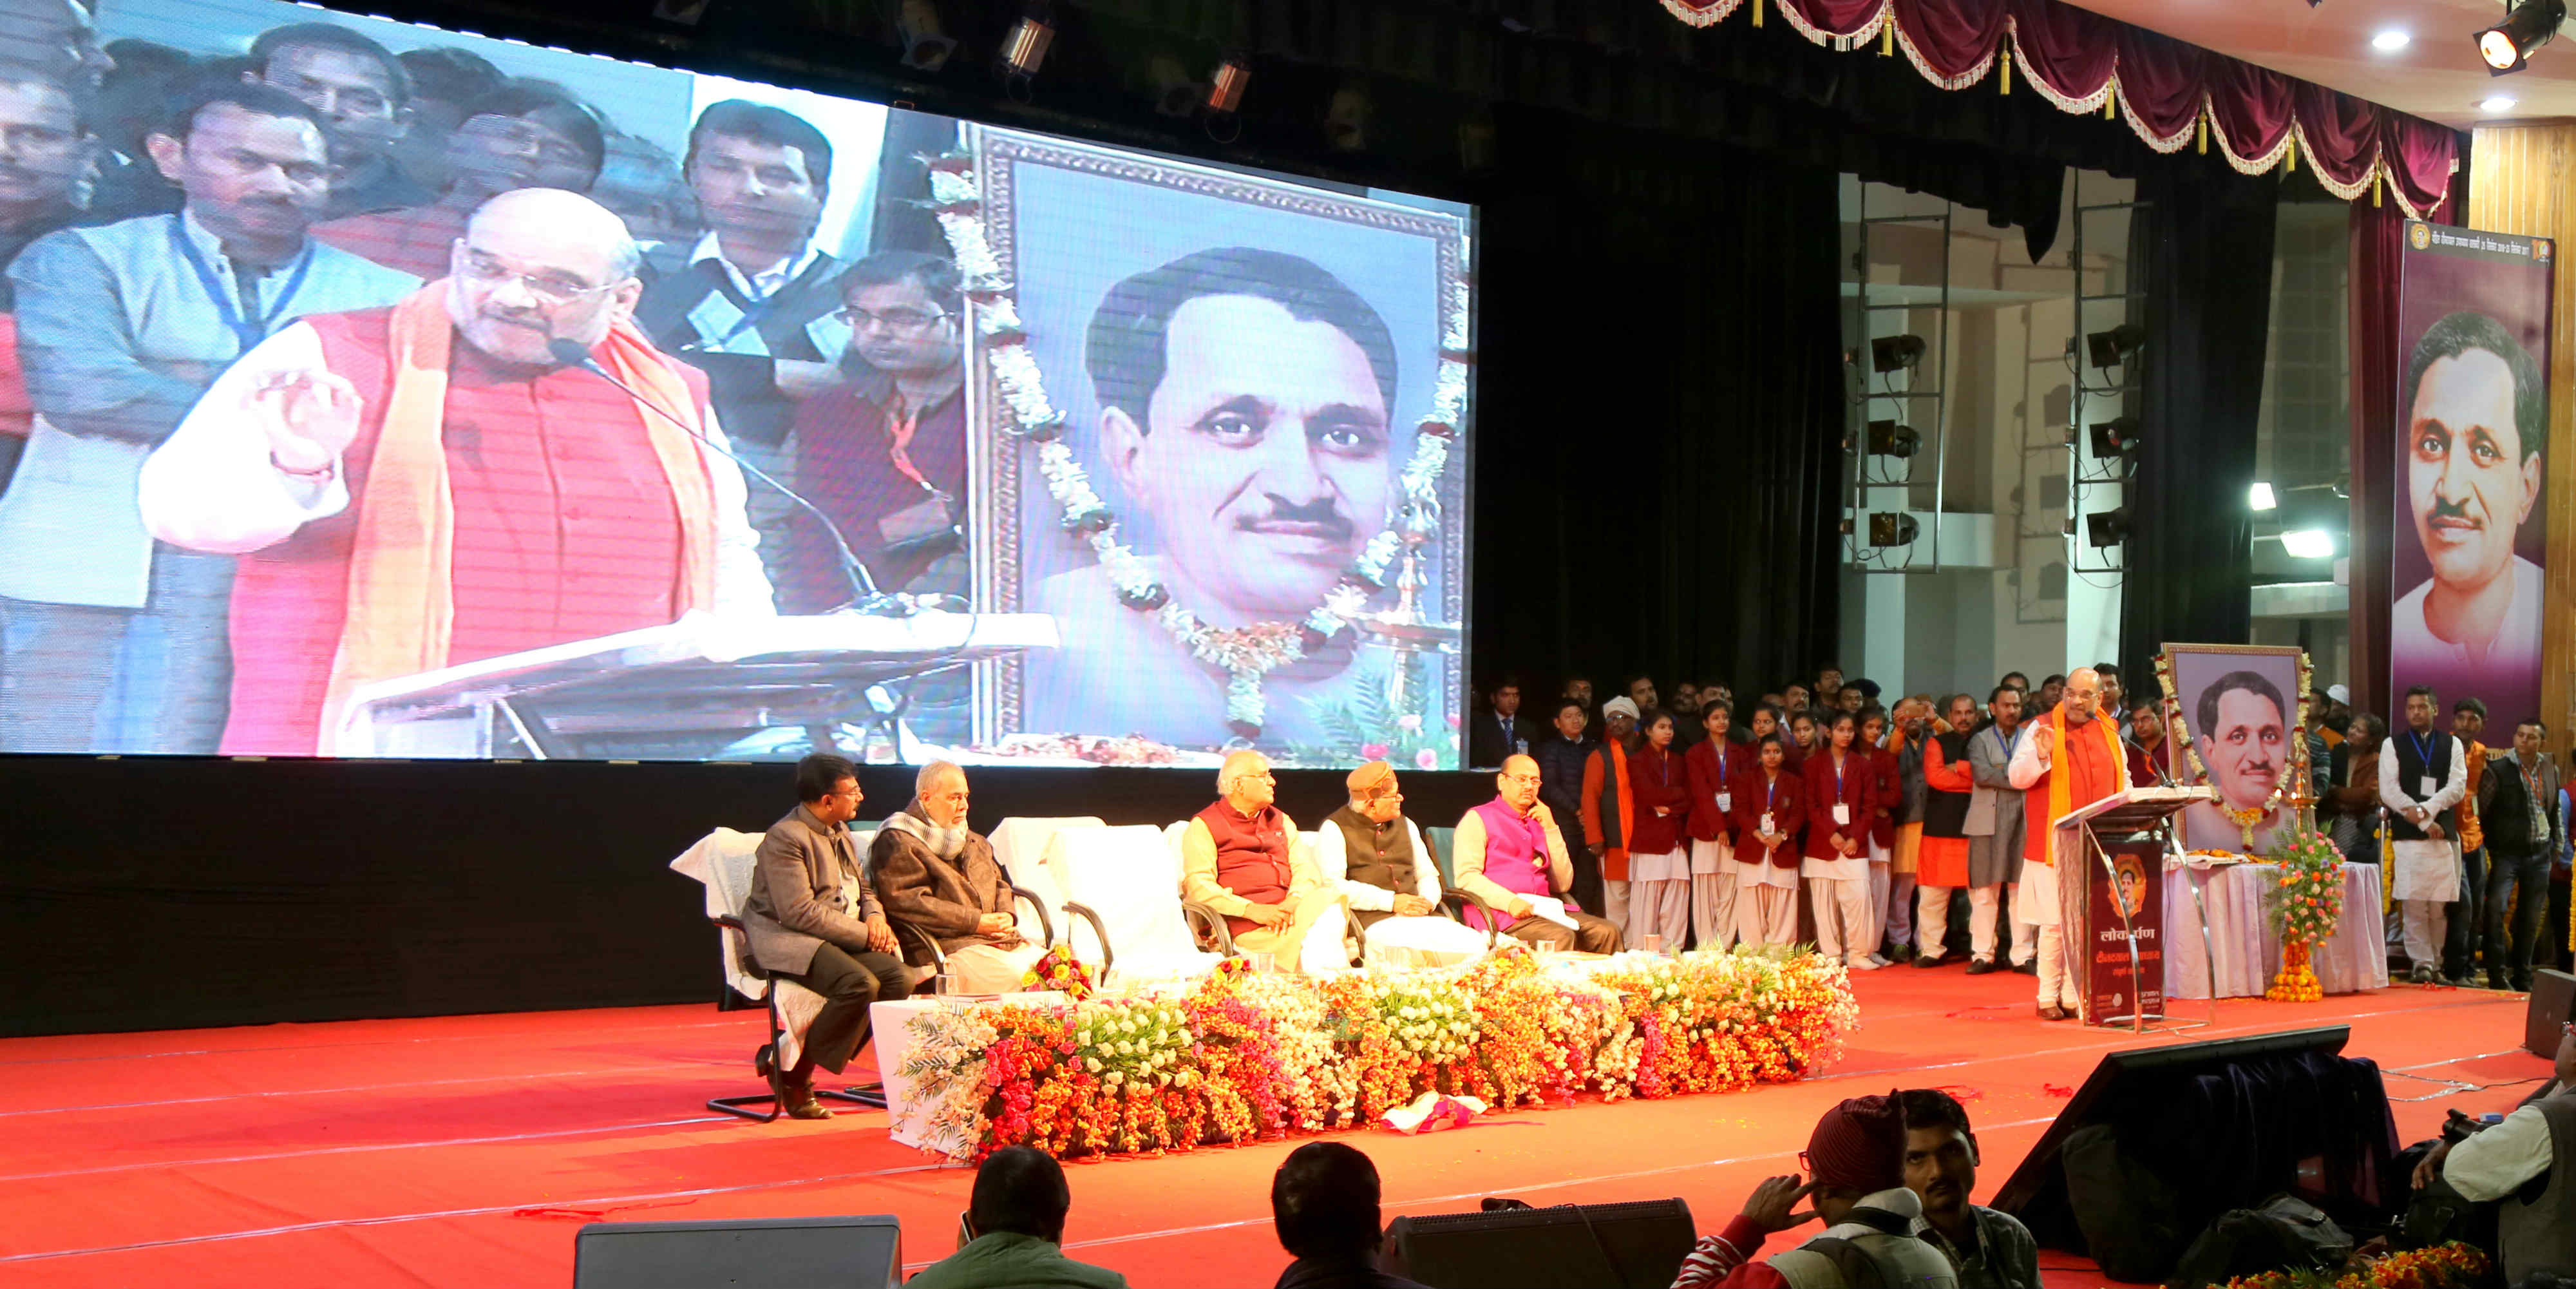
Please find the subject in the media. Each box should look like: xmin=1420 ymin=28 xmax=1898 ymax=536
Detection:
xmin=0 ymin=967 xmax=2550 ymax=1288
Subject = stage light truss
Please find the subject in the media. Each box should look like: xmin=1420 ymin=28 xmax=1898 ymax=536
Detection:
xmin=2065 ymin=175 xmax=2147 ymax=578
xmin=1844 ymin=193 xmax=1951 ymax=575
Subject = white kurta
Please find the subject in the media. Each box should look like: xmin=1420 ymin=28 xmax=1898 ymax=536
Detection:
xmin=1310 ymin=815 xmax=1488 ymax=968
xmin=2378 ymin=734 xmax=2468 ymax=902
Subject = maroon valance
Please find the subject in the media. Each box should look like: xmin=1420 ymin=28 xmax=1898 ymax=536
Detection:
xmin=1661 ymin=0 xmax=2459 ymax=218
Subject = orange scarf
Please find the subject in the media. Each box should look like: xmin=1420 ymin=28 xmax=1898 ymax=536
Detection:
xmin=317 ymin=286 xmax=719 ymax=752
xmin=2037 ymin=704 xmax=2127 ymax=866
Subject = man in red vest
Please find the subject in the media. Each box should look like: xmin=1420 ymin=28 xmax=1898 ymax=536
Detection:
xmin=2007 ymin=665 xmax=2128 ymax=1021
xmin=138 ymin=187 xmax=775 ymax=756
xmin=1179 ymin=749 xmax=1350 ymax=974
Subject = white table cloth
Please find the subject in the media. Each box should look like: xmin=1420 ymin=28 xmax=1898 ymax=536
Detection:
xmin=2161 ymin=861 xmax=2389 ymax=999
xmin=873 ymin=991 xmax=1071 ymax=1156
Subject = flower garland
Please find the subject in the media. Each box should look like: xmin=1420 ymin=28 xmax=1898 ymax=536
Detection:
xmin=898 ymin=944 xmax=1857 ymax=1163
xmin=2216 ymin=1241 xmax=2486 ymax=1289
xmin=922 ymin=150 xmax=1469 ymax=741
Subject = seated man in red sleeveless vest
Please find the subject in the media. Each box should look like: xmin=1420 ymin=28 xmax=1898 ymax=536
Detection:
xmin=1179 ymin=749 xmax=1349 ymax=974
xmin=1453 ymin=753 xmax=1622 ymax=953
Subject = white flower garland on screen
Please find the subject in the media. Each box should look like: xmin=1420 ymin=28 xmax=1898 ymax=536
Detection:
xmin=923 ymin=153 xmax=1468 ymax=741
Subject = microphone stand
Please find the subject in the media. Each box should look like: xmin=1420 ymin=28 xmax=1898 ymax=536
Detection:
xmin=547 ymin=337 xmax=902 ymax=616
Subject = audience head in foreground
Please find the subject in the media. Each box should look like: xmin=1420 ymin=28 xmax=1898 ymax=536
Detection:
xmin=1271 ymin=1141 xmax=1429 ymax=1289
xmin=906 ymin=1145 xmax=1129 ymax=1289
xmin=1671 ymin=1094 xmax=1958 ymax=1288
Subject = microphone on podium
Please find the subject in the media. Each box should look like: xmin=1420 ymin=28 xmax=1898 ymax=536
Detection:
xmin=547 ymin=336 xmax=900 ymax=615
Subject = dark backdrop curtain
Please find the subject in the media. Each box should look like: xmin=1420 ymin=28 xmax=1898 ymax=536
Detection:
xmin=2116 ymin=168 xmax=2279 ymax=676
xmin=1468 ymin=111 xmax=1846 ymax=696
xmin=2346 ymin=204 xmax=2405 ymax=725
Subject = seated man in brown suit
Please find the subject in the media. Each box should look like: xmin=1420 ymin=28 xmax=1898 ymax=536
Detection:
xmin=871 ymin=761 xmax=1045 ymax=994
xmin=1179 ymin=749 xmax=1349 ymax=975
xmin=743 ymin=753 xmax=912 ymax=1118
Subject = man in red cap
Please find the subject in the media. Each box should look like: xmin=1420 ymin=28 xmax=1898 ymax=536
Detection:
xmin=1669 ymin=1094 xmax=1959 ymax=1288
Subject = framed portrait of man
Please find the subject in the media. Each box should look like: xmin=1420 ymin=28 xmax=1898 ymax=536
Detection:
xmin=2162 ymin=643 xmax=2307 ymax=855
xmin=956 ymin=126 xmax=1472 ymax=764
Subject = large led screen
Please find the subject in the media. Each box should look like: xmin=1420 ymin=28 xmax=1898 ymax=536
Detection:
xmin=0 ymin=1 xmax=1473 ymax=767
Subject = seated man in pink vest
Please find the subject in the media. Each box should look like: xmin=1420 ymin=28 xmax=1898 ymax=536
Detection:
xmin=1453 ymin=754 xmax=1623 ymax=953
xmin=1179 ymin=749 xmax=1349 ymax=974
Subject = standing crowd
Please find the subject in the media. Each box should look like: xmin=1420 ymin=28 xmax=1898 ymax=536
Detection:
xmin=1470 ymin=663 xmax=2576 ymax=1017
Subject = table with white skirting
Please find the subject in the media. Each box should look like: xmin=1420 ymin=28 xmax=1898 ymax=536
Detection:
xmin=2161 ymin=861 xmax=2390 ymax=999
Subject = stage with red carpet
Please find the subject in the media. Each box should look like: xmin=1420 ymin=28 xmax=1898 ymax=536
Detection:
xmin=2 ymin=968 xmax=2548 ymax=1288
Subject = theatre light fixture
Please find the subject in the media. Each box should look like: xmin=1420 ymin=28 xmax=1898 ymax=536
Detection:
xmin=2279 ymin=529 xmax=2337 ymax=559
xmin=2086 ymin=324 xmax=2145 ymax=370
xmin=2085 ymin=507 xmax=2130 ymax=548
xmin=2087 ymin=416 xmax=2140 ymax=462
xmin=1870 ymin=334 xmax=1927 ymax=373
xmin=2478 ymin=0 xmax=2566 ymax=73
xmin=1869 ymin=513 xmax=1919 ymax=547
xmin=1207 ymin=53 xmax=1251 ymax=113
xmin=2248 ymin=481 xmax=2278 ymax=511
xmin=998 ymin=3 xmax=1055 ymax=81
xmin=896 ymin=0 xmax=957 ymax=72
xmin=1866 ymin=418 xmax=1920 ymax=457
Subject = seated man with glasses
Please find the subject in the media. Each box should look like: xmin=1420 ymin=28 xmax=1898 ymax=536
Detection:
xmin=137 ymin=187 xmax=775 ymax=756
xmin=1180 ymin=749 xmax=1350 ymax=975
xmin=1452 ymin=754 xmax=1624 ymax=954
xmin=781 ymin=250 xmax=966 ymax=609
xmin=1313 ymin=759 xmax=1490 ymax=968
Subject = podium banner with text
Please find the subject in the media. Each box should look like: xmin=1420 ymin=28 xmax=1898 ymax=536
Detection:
xmin=2392 ymin=224 xmax=2555 ymax=734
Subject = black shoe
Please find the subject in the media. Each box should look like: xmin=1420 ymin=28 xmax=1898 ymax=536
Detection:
xmin=782 ymin=1082 xmax=835 ymax=1120
xmin=2014 ymin=959 xmax=2038 ymax=976
xmin=1964 ymin=959 xmax=1997 ymax=975
xmin=2488 ymin=974 xmax=2510 ymax=991
xmin=2510 ymin=976 xmax=2534 ymax=993
xmin=1913 ymin=952 xmax=1947 ymax=968
xmin=2038 ymin=1005 xmax=2069 ymax=1022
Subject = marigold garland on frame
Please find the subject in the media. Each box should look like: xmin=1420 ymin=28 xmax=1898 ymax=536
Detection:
xmin=895 ymin=944 xmax=1858 ymax=1163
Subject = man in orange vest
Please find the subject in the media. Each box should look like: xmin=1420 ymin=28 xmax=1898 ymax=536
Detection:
xmin=2007 ymin=666 xmax=2129 ymax=1021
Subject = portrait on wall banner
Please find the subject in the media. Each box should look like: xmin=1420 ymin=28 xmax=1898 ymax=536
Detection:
xmin=960 ymin=125 xmax=1473 ymax=765
xmin=2162 ymin=643 xmax=2307 ymax=855
xmin=2391 ymin=222 xmax=2553 ymax=736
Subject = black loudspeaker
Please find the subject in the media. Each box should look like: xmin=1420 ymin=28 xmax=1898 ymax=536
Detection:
xmin=2528 ymin=969 xmax=2575 ymax=1057
xmin=1379 ymin=1198 xmax=1698 ymax=1288
xmin=573 ymin=1215 xmax=901 ymax=1289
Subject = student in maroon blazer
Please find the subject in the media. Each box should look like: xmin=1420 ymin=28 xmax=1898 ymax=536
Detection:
xmin=1731 ymin=732 xmax=1803 ymax=946
xmin=1625 ymin=709 xmax=1690 ymax=951
xmin=1861 ymin=709 xmax=1903 ymax=967
xmin=1685 ymin=706 xmax=1745 ymax=950
xmin=1802 ymin=710 xmax=1882 ymax=970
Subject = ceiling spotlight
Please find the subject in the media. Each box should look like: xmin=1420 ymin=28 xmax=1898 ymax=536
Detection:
xmin=1870 ymin=334 xmax=1927 ymax=373
xmin=1868 ymin=512 xmax=1920 ymax=548
xmin=2482 ymin=94 xmax=2521 ymax=112
xmin=998 ymin=2 xmax=1055 ymax=81
xmin=2085 ymin=508 xmax=2131 ymax=549
xmin=1206 ymin=53 xmax=1251 ymax=114
xmin=2280 ymin=529 xmax=2337 ymax=559
xmin=2088 ymin=416 xmax=2141 ymax=461
xmin=2478 ymin=0 xmax=2566 ymax=73
xmin=896 ymin=0 xmax=957 ymax=72
xmin=2372 ymin=29 xmax=2412 ymax=51
xmin=1865 ymin=418 xmax=1920 ymax=458
xmin=2086 ymin=323 xmax=2145 ymax=370
xmin=2248 ymin=481 xmax=2278 ymax=511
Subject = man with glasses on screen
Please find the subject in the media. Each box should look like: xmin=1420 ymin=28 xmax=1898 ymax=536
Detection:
xmin=1023 ymin=246 xmax=1401 ymax=749
xmin=314 ymin=81 xmax=607 ymax=281
xmin=639 ymin=100 xmax=846 ymax=587
xmin=134 ymin=186 xmax=772 ymax=757
xmin=0 ymin=83 xmax=418 ymax=754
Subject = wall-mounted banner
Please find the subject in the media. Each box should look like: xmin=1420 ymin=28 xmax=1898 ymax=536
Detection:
xmin=2391 ymin=223 xmax=2554 ymax=734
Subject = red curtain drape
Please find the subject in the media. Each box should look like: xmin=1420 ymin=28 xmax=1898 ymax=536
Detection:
xmin=1664 ymin=0 xmax=2460 ymax=217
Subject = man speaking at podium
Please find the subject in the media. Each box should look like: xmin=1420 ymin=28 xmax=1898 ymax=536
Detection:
xmin=137 ymin=187 xmax=773 ymax=756
xmin=2007 ymin=666 xmax=2128 ymax=1021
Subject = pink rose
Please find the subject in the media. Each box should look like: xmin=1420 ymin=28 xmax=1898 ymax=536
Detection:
xmin=1361 ymin=743 xmax=1391 ymax=760
xmin=1448 ymin=713 xmax=1461 ymax=728
xmin=1416 ymin=748 xmax=1439 ymax=770
xmin=1397 ymin=713 xmax=1422 ymax=731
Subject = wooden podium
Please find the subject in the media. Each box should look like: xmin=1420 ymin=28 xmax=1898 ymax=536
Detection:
xmin=2051 ymin=787 xmax=2199 ymax=1031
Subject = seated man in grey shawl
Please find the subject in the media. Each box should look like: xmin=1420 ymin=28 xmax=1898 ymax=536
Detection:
xmin=868 ymin=761 xmax=1045 ymax=993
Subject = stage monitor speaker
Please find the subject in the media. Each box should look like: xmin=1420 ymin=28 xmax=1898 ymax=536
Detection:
xmin=2528 ymin=969 xmax=2574 ymax=1057
xmin=573 ymin=1215 xmax=900 ymax=1289
xmin=1379 ymin=1198 xmax=1696 ymax=1289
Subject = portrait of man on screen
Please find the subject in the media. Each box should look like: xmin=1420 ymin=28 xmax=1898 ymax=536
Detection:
xmin=1021 ymin=246 xmax=1404 ymax=750
xmin=2392 ymin=309 xmax=2544 ymax=685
